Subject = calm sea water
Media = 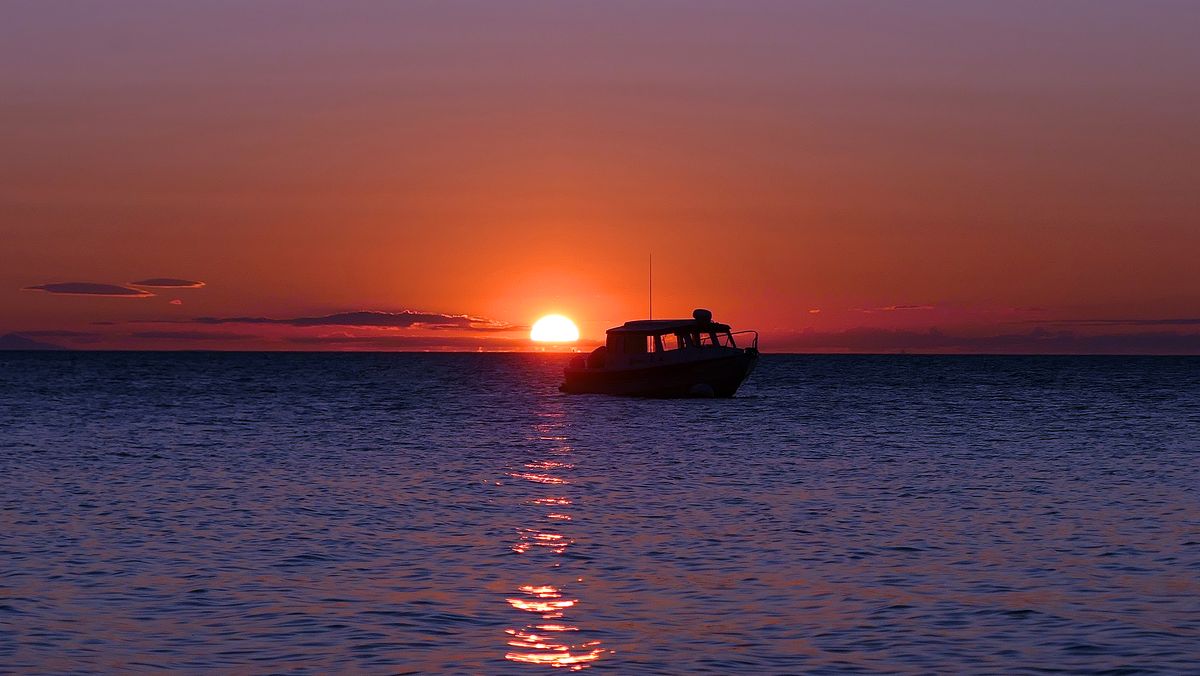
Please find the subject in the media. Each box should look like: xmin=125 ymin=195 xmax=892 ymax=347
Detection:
xmin=1 ymin=353 xmax=1198 ymax=673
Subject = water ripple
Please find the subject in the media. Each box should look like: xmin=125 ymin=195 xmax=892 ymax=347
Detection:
xmin=1 ymin=353 xmax=1198 ymax=672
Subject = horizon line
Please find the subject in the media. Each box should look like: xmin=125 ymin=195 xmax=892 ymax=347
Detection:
xmin=2 ymin=348 xmax=1199 ymax=357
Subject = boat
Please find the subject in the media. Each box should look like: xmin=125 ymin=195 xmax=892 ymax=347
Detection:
xmin=560 ymin=309 xmax=759 ymax=397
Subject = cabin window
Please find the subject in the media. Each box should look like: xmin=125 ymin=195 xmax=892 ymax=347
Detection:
xmin=659 ymin=334 xmax=679 ymax=351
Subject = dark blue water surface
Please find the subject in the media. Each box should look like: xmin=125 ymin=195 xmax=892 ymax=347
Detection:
xmin=1 ymin=353 xmax=1198 ymax=673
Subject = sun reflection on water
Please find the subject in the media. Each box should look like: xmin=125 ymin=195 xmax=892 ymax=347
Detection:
xmin=503 ymin=410 xmax=607 ymax=670
xmin=506 ymin=585 xmax=577 ymax=616
xmin=504 ymin=584 xmax=604 ymax=669
xmin=508 ymin=472 xmax=569 ymax=485
xmin=525 ymin=460 xmax=574 ymax=470
xmin=511 ymin=528 xmax=573 ymax=555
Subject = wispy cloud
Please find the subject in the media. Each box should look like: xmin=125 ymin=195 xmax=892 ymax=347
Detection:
xmin=285 ymin=334 xmax=543 ymax=351
xmin=187 ymin=310 xmax=514 ymax=331
xmin=131 ymin=330 xmax=254 ymax=341
xmin=16 ymin=330 xmax=103 ymax=338
xmin=282 ymin=332 xmax=599 ymax=351
xmin=11 ymin=329 xmax=106 ymax=345
xmin=23 ymin=282 xmax=153 ymax=297
xmin=773 ymin=327 xmax=1200 ymax=354
xmin=427 ymin=323 xmax=528 ymax=332
xmin=130 ymin=278 xmax=206 ymax=289
xmin=852 ymin=304 xmax=936 ymax=313
xmin=1026 ymin=318 xmax=1200 ymax=327
xmin=0 ymin=333 xmax=66 ymax=350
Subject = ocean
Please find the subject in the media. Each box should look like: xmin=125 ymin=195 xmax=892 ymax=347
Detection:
xmin=1 ymin=353 xmax=1198 ymax=673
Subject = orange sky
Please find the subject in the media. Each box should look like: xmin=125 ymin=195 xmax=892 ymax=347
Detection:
xmin=2 ymin=2 xmax=1198 ymax=353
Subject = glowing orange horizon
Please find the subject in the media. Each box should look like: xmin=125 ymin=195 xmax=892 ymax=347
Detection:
xmin=2 ymin=4 xmax=1197 ymax=355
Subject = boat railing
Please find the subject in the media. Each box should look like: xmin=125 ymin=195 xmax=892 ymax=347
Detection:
xmin=698 ymin=330 xmax=758 ymax=350
xmin=729 ymin=330 xmax=759 ymax=350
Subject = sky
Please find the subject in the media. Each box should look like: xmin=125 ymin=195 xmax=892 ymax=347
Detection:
xmin=2 ymin=1 xmax=1198 ymax=353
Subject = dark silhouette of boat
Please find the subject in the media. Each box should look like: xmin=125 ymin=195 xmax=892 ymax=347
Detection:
xmin=561 ymin=309 xmax=759 ymax=397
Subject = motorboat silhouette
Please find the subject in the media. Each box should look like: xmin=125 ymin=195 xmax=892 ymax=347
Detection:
xmin=561 ymin=309 xmax=758 ymax=397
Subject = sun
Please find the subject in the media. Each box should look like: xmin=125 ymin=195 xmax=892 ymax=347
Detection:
xmin=530 ymin=314 xmax=580 ymax=343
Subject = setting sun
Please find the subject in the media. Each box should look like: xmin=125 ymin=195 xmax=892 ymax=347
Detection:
xmin=530 ymin=315 xmax=580 ymax=343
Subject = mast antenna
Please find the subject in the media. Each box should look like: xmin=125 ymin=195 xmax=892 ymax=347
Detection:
xmin=648 ymin=253 xmax=653 ymax=319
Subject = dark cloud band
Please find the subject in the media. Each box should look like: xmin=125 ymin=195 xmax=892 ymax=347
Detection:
xmin=24 ymin=283 xmax=153 ymax=297
xmin=1027 ymin=318 xmax=1200 ymax=327
xmin=189 ymin=310 xmax=512 ymax=331
xmin=16 ymin=330 xmax=101 ymax=338
xmin=131 ymin=331 xmax=253 ymax=341
xmin=774 ymin=327 xmax=1200 ymax=354
xmin=0 ymin=333 xmax=67 ymax=350
xmin=853 ymin=304 xmax=936 ymax=313
xmin=130 ymin=278 xmax=206 ymax=289
xmin=285 ymin=334 xmax=593 ymax=350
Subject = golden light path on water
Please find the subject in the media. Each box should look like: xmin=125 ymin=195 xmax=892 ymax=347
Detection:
xmin=503 ymin=409 xmax=606 ymax=670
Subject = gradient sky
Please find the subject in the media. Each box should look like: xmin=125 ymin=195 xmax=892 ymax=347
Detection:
xmin=2 ymin=1 xmax=1198 ymax=352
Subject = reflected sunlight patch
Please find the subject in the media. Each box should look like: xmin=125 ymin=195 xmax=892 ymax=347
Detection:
xmin=505 ymin=583 xmax=606 ymax=670
xmin=510 ymin=472 xmax=568 ymax=485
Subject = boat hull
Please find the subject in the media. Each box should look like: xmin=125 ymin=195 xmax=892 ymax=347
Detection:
xmin=560 ymin=351 xmax=758 ymax=398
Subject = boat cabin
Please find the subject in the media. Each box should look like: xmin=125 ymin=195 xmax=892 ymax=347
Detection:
xmin=563 ymin=307 xmax=759 ymax=396
xmin=587 ymin=309 xmax=745 ymax=369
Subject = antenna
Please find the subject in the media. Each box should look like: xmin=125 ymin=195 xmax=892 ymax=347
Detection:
xmin=648 ymin=253 xmax=653 ymax=319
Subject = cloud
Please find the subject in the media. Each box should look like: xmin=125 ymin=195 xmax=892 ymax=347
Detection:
xmin=0 ymin=333 xmax=66 ymax=350
xmin=285 ymin=333 xmax=598 ymax=351
xmin=23 ymin=282 xmax=153 ymax=297
xmin=852 ymin=304 xmax=935 ymax=313
xmin=13 ymin=329 xmax=106 ymax=345
xmin=130 ymin=278 xmax=206 ymax=288
xmin=772 ymin=327 xmax=1200 ymax=355
xmin=131 ymin=330 xmax=255 ymax=341
xmin=427 ymin=322 xmax=528 ymax=332
xmin=1027 ymin=318 xmax=1200 ymax=327
xmin=188 ymin=310 xmax=513 ymax=331
xmin=286 ymin=334 xmax=531 ymax=350
xmin=16 ymin=330 xmax=102 ymax=338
